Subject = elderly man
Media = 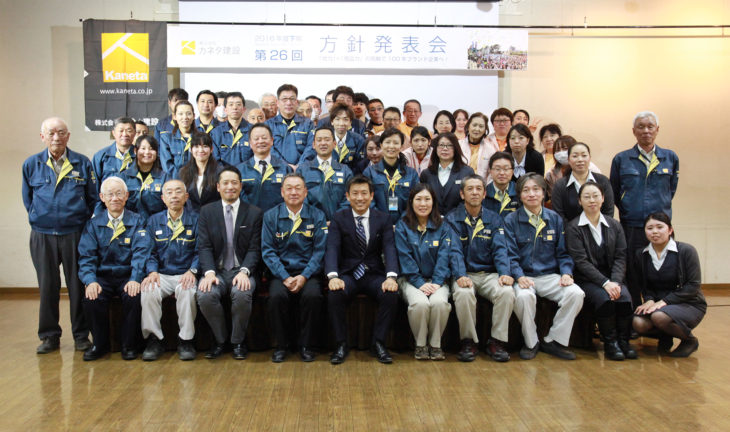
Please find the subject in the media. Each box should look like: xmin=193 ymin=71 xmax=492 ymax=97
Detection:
xmin=260 ymin=93 xmax=278 ymax=120
xmin=398 ymin=99 xmax=425 ymax=138
xmin=262 ymin=173 xmax=327 ymax=362
xmin=22 ymin=117 xmax=97 ymax=354
xmin=610 ymin=111 xmax=679 ymax=303
xmin=140 ymin=179 xmax=199 ymax=361
xmin=78 ymin=176 xmax=152 ymax=361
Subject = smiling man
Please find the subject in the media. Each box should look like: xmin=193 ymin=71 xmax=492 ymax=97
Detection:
xmin=92 ymin=117 xmax=137 ymax=192
xmin=265 ymin=84 xmax=315 ymax=167
xmin=210 ymin=91 xmax=251 ymax=166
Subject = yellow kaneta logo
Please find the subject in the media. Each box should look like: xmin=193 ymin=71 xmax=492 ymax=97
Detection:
xmin=181 ymin=40 xmax=196 ymax=55
xmin=101 ymin=33 xmax=149 ymax=82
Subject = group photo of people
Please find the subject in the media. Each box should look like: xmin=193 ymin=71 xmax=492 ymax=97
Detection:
xmin=23 ymin=82 xmax=704 ymax=367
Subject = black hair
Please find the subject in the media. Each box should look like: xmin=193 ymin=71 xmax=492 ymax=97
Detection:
xmin=196 ymin=90 xmax=218 ymax=105
xmin=428 ymin=133 xmax=466 ymax=175
xmin=403 ymin=183 xmax=442 ymax=230
xmin=346 ymin=175 xmax=374 ymax=193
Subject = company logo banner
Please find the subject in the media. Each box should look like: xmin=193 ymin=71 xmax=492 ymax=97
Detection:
xmin=83 ymin=20 xmax=167 ymax=131
xmin=167 ymin=24 xmax=527 ymax=71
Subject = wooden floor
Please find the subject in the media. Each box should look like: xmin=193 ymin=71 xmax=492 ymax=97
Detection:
xmin=2 ymin=293 xmax=730 ymax=432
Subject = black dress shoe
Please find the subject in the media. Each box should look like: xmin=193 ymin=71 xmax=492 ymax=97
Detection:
xmin=300 ymin=347 xmax=316 ymax=362
xmin=74 ymin=338 xmax=93 ymax=352
xmin=370 ymin=341 xmax=392 ymax=364
xmin=142 ymin=335 xmax=165 ymax=361
xmin=205 ymin=343 xmax=225 ymax=359
xmin=177 ymin=339 xmax=196 ymax=361
xmin=669 ymin=336 xmax=699 ymax=358
xmin=457 ymin=339 xmax=478 ymax=362
xmin=232 ymin=343 xmax=248 ymax=360
xmin=37 ymin=337 xmax=60 ymax=354
xmin=271 ymin=349 xmax=287 ymax=363
xmin=83 ymin=346 xmax=108 ymax=361
xmin=121 ymin=348 xmax=139 ymax=361
xmin=540 ymin=340 xmax=576 ymax=360
xmin=330 ymin=342 xmax=348 ymax=365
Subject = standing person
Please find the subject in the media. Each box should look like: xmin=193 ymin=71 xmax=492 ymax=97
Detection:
xmin=326 ymin=176 xmax=400 ymax=364
xmin=610 ymin=111 xmax=679 ymax=304
xmin=552 ymin=142 xmax=614 ymax=223
xmin=633 ymin=213 xmax=705 ymax=358
xmin=92 ymin=117 xmax=137 ymax=190
xmin=266 ymin=84 xmax=315 ymax=167
xmin=177 ymin=132 xmax=222 ymax=212
xmin=78 ymin=177 xmax=152 ymax=361
xmin=504 ymin=173 xmax=585 ymax=360
xmin=458 ymin=112 xmax=499 ymax=180
xmin=134 ymin=120 xmax=149 ymax=142
xmin=566 ymin=182 xmax=636 ymax=361
xmin=432 ymin=110 xmax=456 ymax=135
xmin=505 ymin=123 xmax=544 ymax=180
xmin=196 ymin=166 xmax=264 ymax=360
xmin=352 ymin=135 xmax=382 ymax=176
xmin=303 ymin=103 xmax=365 ymax=171
xmin=453 ymin=109 xmax=469 ymax=141
xmin=363 ymin=128 xmax=420 ymax=225
xmin=22 ymin=117 xmax=96 ymax=354
xmin=545 ymin=135 xmax=575 ymax=205
xmin=194 ymin=90 xmax=220 ymax=134
xmin=236 ymin=123 xmax=293 ymax=213
xmin=398 ymin=99 xmax=426 ymax=138
xmin=483 ymin=152 xmax=521 ymax=219
xmin=262 ymin=173 xmax=327 ymax=363
xmin=154 ymin=88 xmax=189 ymax=142
xmin=122 ymin=135 xmax=170 ymax=221
xmin=402 ymin=126 xmax=432 ymax=175
xmin=395 ymin=185 xmax=452 ymax=360
xmin=446 ymin=175 xmax=515 ymax=362
xmin=159 ymin=100 xmax=196 ymax=174
xmin=210 ymin=91 xmax=251 ymax=166
xmin=419 ymin=133 xmax=474 ymax=216
xmin=488 ymin=108 xmax=513 ymax=151
xmin=140 ymin=179 xmax=199 ymax=361
xmin=260 ymin=93 xmax=278 ymax=120
xmin=366 ymin=98 xmax=385 ymax=135
xmin=538 ymin=123 xmax=561 ymax=173
xmin=296 ymin=126 xmax=353 ymax=222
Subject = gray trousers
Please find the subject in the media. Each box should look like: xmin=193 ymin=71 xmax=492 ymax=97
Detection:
xmin=29 ymin=230 xmax=88 ymax=341
xmin=141 ymin=274 xmax=197 ymax=341
xmin=196 ymin=269 xmax=255 ymax=344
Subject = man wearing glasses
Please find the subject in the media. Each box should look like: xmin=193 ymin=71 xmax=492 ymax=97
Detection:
xmin=265 ymin=84 xmax=315 ymax=167
xmin=22 ymin=117 xmax=97 ymax=354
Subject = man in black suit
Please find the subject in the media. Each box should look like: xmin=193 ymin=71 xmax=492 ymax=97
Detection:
xmin=196 ymin=166 xmax=263 ymax=360
xmin=326 ymin=175 xmax=399 ymax=364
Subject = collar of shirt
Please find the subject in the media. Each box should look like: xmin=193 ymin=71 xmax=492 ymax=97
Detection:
xmin=514 ymin=155 xmax=526 ymax=168
xmin=644 ymin=238 xmax=677 ymax=263
xmin=523 ymin=206 xmax=542 ymax=220
xmin=316 ymin=156 xmax=333 ymax=166
xmin=222 ymin=198 xmax=241 ymax=215
xmin=567 ymin=171 xmax=596 ymax=193
xmin=352 ymin=208 xmax=370 ymax=221
xmin=253 ymin=155 xmax=272 ymax=166
xmin=638 ymin=145 xmax=656 ymax=161
xmin=167 ymin=210 xmax=184 ymax=225
xmin=47 ymin=149 xmax=68 ymax=163
xmin=578 ymin=211 xmax=608 ymax=244
xmin=287 ymin=206 xmax=302 ymax=220
xmin=107 ymin=210 xmax=125 ymax=224
xmin=336 ymin=132 xmax=348 ymax=148
xmin=437 ymin=162 xmax=453 ymax=174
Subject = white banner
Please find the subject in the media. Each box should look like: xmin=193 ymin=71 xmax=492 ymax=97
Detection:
xmin=168 ymin=24 xmax=527 ymax=71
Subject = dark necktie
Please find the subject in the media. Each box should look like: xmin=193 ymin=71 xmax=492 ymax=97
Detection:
xmin=224 ymin=204 xmax=235 ymax=270
xmin=258 ymin=160 xmax=268 ymax=174
xmin=354 ymin=216 xmax=367 ymax=280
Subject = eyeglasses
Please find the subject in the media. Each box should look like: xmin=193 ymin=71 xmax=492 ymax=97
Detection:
xmin=437 ymin=144 xmax=453 ymax=149
xmin=103 ymin=191 xmax=126 ymax=199
xmin=491 ymin=167 xmax=513 ymax=173
xmin=493 ymin=119 xmax=511 ymax=124
xmin=279 ymin=97 xmax=297 ymax=103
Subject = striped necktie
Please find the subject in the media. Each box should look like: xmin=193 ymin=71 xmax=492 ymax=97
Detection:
xmin=353 ymin=216 xmax=367 ymax=280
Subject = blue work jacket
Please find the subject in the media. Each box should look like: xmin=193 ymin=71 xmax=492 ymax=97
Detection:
xmin=121 ymin=165 xmax=170 ymax=220
xmin=261 ymin=203 xmax=328 ymax=280
xmin=78 ymin=210 xmax=152 ymax=285
xmin=503 ymin=207 xmax=573 ymax=278
xmin=483 ymin=181 xmax=521 ymax=220
xmin=363 ymin=160 xmax=420 ymax=225
xmin=266 ymin=114 xmax=314 ymax=165
xmin=302 ymin=131 xmax=365 ymax=171
xmin=91 ymin=142 xmax=136 ymax=191
xmin=236 ymin=155 xmax=293 ymax=213
xmin=145 ymin=209 xmax=199 ymax=275
xmin=394 ymin=218 xmax=451 ymax=287
xmin=446 ymin=204 xmax=511 ymax=277
xmin=210 ymin=120 xmax=252 ymax=166
xmin=610 ymin=144 xmax=679 ymax=228
xmin=195 ymin=117 xmax=220 ymax=135
xmin=296 ymin=157 xmax=353 ymax=221
xmin=22 ymin=148 xmax=97 ymax=235
xmin=159 ymin=129 xmax=192 ymax=174
xmin=154 ymin=115 xmax=174 ymax=142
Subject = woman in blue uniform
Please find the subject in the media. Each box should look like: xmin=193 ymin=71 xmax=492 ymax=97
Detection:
xmin=552 ymin=142 xmax=614 ymax=223
xmin=633 ymin=213 xmax=706 ymax=357
xmin=121 ymin=135 xmax=170 ymax=220
xmin=395 ymin=184 xmax=451 ymax=360
xmin=419 ymin=133 xmax=473 ymax=217
xmin=363 ymin=128 xmax=419 ymax=225
xmin=566 ymin=181 xmax=635 ymax=361
xmin=177 ymin=132 xmax=223 ymax=211
xmin=159 ymin=100 xmax=196 ymax=174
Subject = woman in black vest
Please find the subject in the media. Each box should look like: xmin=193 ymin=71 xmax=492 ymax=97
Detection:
xmin=419 ymin=133 xmax=474 ymax=217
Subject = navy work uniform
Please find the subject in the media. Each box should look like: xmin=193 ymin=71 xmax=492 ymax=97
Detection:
xmin=363 ymin=160 xmax=420 ymax=225
xmin=302 ymin=131 xmax=365 ymax=172
xmin=92 ymin=142 xmax=136 ymax=192
xmin=266 ymin=114 xmax=314 ymax=166
xmin=195 ymin=117 xmax=220 ymax=135
xmin=236 ymin=155 xmax=293 ymax=213
xmin=484 ymin=181 xmax=521 ymax=220
xmin=22 ymin=148 xmax=97 ymax=346
xmin=262 ymin=203 xmax=327 ymax=351
xmin=154 ymin=115 xmax=175 ymax=143
xmin=210 ymin=120 xmax=252 ymax=166
xmin=159 ymin=129 xmax=193 ymax=175
xmin=122 ymin=165 xmax=170 ymax=220
xmin=296 ymin=156 xmax=353 ymax=221
xmin=78 ymin=210 xmax=152 ymax=354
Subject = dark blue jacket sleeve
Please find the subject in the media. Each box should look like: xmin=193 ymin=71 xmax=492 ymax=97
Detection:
xmin=301 ymin=212 xmax=328 ymax=279
xmin=431 ymin=227 xmax=451 ymax=286
xmin=395 ymin=221 xmax=425 ymax=288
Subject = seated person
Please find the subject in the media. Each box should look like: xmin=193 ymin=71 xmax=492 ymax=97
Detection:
xmin=78 ymin=176 xmax=152 ymax=361
xmin=633 ymin=213 xmax=706 ymax=358
xmin=504 ymin=173 xmax=585 ymax=360
xmin=140 ymin=179 xmax=199 ymax=361
xmin=326 ymin=176 xmax=399 ymax=365
xmin=262 ymin=173 xmax=327 ymax=363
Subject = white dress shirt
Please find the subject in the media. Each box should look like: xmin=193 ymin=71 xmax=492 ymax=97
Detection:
xmin=645 ymin=238 xmax=678 ymax=271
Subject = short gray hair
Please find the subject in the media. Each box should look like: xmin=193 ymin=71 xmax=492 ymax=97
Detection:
xmin=633 ymin=111 xmax=659 ymax=127
xmin=100 ymin=176 xmax=128 ymax=194
xmin=40 ymin=117 xmax=68 ymax=133
xmin=259 ymin=92 xmax=277 ymax=105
